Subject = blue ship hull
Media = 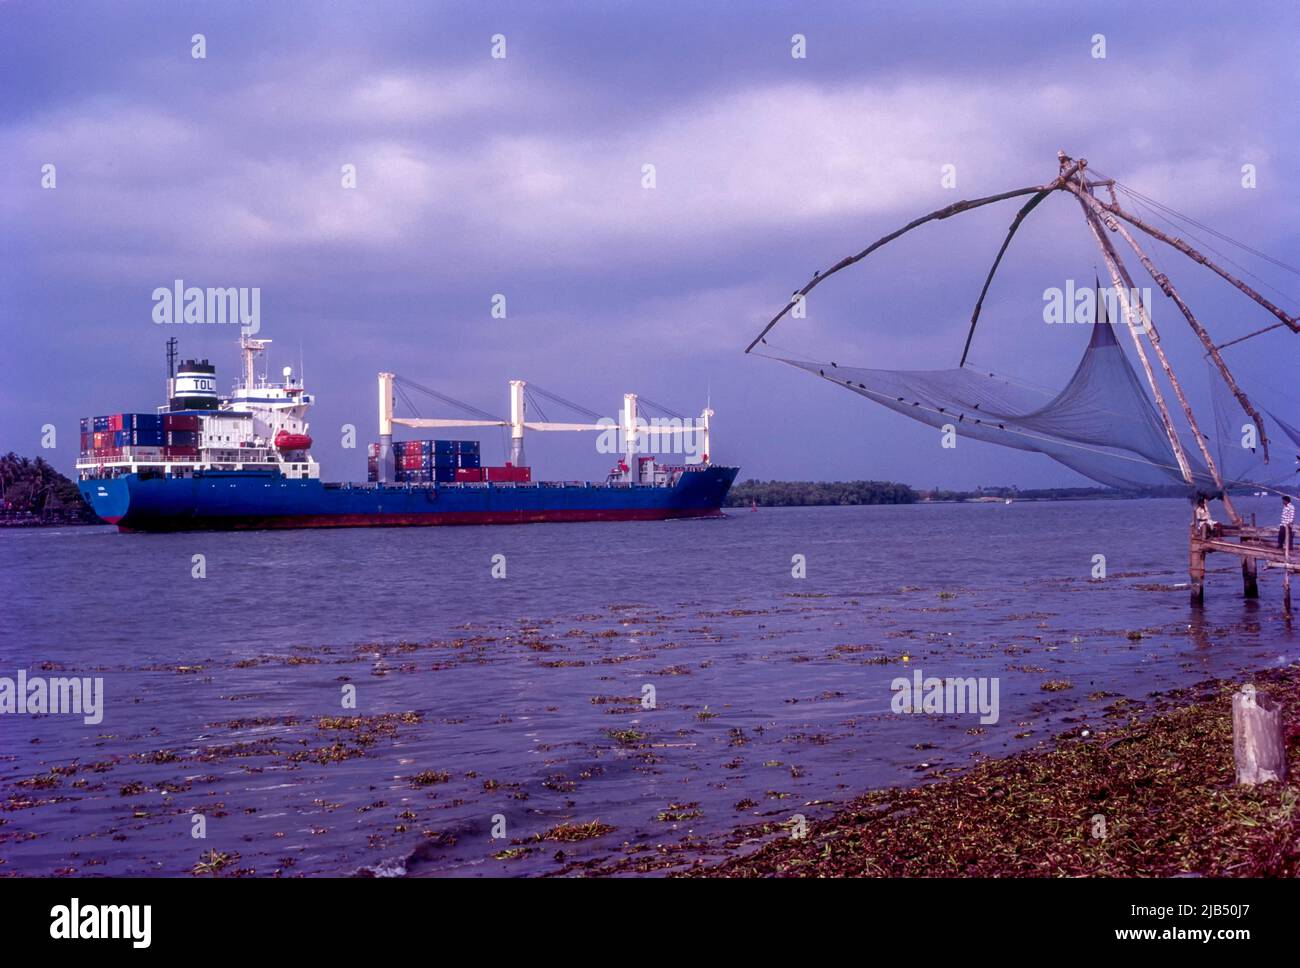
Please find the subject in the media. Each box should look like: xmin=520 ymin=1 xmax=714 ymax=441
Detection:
xmin=79 ymin=466 xmax=739 ymax=532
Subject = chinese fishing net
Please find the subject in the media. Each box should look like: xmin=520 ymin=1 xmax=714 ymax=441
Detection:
xmin=770 ymin=314 xmax=1296 ymax=495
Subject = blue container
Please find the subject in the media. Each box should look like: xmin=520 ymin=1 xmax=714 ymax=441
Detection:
xmin=434 ymin=466 xmax=457 ymax=482
xmin=166 ymin=430 xmax=198 ymax=446
xmin=115 ymin=429 xmax=165 ymax=446
xmin=93 ymin=416 xmax=110 ymax=432
xmin=459 ymin=453 xmax=481 ymax=468
xmin=434 ymin=440 xmax=456 ymax=455
xmin=130 ymin=413 xmax=164 ymax=431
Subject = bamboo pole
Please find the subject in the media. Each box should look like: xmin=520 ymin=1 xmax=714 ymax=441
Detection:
xmin=1077 ymin=197 xmax=1196 ymax=486
xmin=1090 ymin=196 xmax=1300 ymax=333
xmin=1067 ymin=183 xmax=1271 ymax=466
xmin=744 ymin=162 xmax=1084 ymax=354
xmin=960 ymin=190 xmax=1050 ymax=366
xmin=1071 ymin=181 xmax=1239 ymax=522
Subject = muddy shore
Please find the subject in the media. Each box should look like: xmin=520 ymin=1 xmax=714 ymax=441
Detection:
xmin=552 ymin=666 xmax=1300 ymax=877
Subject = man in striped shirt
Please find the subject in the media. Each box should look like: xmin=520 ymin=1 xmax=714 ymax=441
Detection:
xmin=1281 ymin=496 xmax=1295 ymax=551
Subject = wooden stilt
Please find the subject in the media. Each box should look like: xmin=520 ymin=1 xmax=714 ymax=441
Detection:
xmin=1190 ymin=534 xmax=1206 ymax=606
xmin=1242 ymin=555 xmax=1259 ymax=599
xmin=1286 ymin=532 xmax=1293 ymax=614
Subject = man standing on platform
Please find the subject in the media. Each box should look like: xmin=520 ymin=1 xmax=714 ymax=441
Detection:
xmin=1280 ymin=495 xmax=1295 ymax=551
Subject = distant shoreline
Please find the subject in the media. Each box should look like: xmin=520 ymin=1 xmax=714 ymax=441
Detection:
xmin=725 ymin=479 xmax=1194 ymax=509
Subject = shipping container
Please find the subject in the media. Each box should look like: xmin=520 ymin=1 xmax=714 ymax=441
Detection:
xmin=485 ymin=465 xmax=532 ymax=483
xmin=165 ymin=430 xmax=198 ymax=446
xmin=454 ymin=467 xmax=484 ymax=482
xmin=115 ymin=429 xmax=166 ymax=447
xmin=162 ymin=413 xmax=201 ymax=431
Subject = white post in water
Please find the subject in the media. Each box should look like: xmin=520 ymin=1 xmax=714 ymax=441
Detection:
xmin=377 ymin=371 xmax=395 ymax=483
xmin=1232 ymin=684 xmax=1288 ymax=785
xmin=509 ymin=379 xmax=526 ymax=467
xmin=622 ymin=393 xmax=639 ymax=481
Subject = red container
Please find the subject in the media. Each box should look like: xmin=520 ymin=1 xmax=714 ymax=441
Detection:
xmin=485 ymin=465 xmax=532 ymax=483
xmin=455 ymin=467 xmax=484 ymax=482
xmin=163 ymin=413 xmax=200 ymax=431
xmin=400 ymin=454 xmax=426 ymax=470
xmin=108 ymin=414 xmax=125 ymax=431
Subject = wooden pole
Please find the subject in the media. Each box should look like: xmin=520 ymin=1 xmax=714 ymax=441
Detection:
xmin=1074 ymin=191 xmax=1240 ymax=523
xmin=1232 ymin=684 xmax=1288 ymax=785
xmin=1189 ymin=530 xmax=1206 ymax=605
xmin=1068 ymin=184 xmax=1271 ymax=467
xmin=1077 ymin=198 xmax=1196 ymax=485
xmin=1091 ymin=197 xmax=1300 ymax=333
xmin=960 ymin=191 xmax=1050 ymax=366
xmin=1286 ymin=527 xmax=1293 ymax=614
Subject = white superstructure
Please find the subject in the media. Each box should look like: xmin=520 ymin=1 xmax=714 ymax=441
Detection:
xmin=77 ymin=333 xmax=320 ymax=481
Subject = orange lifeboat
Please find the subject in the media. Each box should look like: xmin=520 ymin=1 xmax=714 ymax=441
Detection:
xmin=274 ymin=430 xmax=313 ymax=451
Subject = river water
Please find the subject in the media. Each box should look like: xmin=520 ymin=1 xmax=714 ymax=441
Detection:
xmin=2 ymin=498 xmax=1296 ymax=876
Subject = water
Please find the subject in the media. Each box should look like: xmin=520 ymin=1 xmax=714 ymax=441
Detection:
xmin=1 ymin=498 xmax=1295 ymax=876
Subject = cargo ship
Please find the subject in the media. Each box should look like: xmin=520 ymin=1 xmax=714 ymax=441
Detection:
xmin=76 ymin=334 xmax=738 ymax=531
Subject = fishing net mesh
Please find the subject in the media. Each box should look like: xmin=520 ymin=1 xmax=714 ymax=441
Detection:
xmin=776 ymin=318 xmax=1294 ymax=494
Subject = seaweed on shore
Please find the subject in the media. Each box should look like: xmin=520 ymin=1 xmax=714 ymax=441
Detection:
xmin=678 ymin=667 xmax=1300 ymax=878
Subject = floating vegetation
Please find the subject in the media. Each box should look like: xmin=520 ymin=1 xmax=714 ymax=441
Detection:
xmin=494 ymin=847 xmax=532 ymax=861
xmin=410 ymin=770 xmax=451 ymax=787
xmin=535 ymin=820 xmax=615 ymax=842
xmin=603 ymin=728 xmax=647 ymax=746
xmin=1040 ymin=679 xmax=1073 ymax=692
xmin=657 ymin=803 xmax=703 ymax=822
xmin=191 ymin=848 xmax=238 ymax=876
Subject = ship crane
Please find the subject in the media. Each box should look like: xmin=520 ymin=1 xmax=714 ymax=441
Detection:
xmin=377 ymin=372 xmax=711 ymax=484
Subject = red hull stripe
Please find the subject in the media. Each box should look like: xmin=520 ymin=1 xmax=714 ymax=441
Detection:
xmin=117 ymin=507 xmax=724 ymax=532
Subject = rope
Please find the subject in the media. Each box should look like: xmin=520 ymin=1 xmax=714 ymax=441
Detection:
xmin=525 ymin=383 xmax=603 ymax=421
xmin=393 ymin=375 xmax=504 ymax=422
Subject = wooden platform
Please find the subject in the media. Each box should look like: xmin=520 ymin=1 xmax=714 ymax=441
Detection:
xmin=1190 ymin=523 xmax=1296 ymax=610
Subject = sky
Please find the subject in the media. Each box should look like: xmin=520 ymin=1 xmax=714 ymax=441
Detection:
xmin=2 ymin=0 xmax=1298 ymax=488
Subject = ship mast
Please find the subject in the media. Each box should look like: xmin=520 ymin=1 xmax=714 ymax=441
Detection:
xmin=240 ymin=335 xmax=272 ymax=391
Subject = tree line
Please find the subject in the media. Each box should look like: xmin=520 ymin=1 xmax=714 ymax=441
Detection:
xmin=0 ymin=453 xmax=97 ymax=524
